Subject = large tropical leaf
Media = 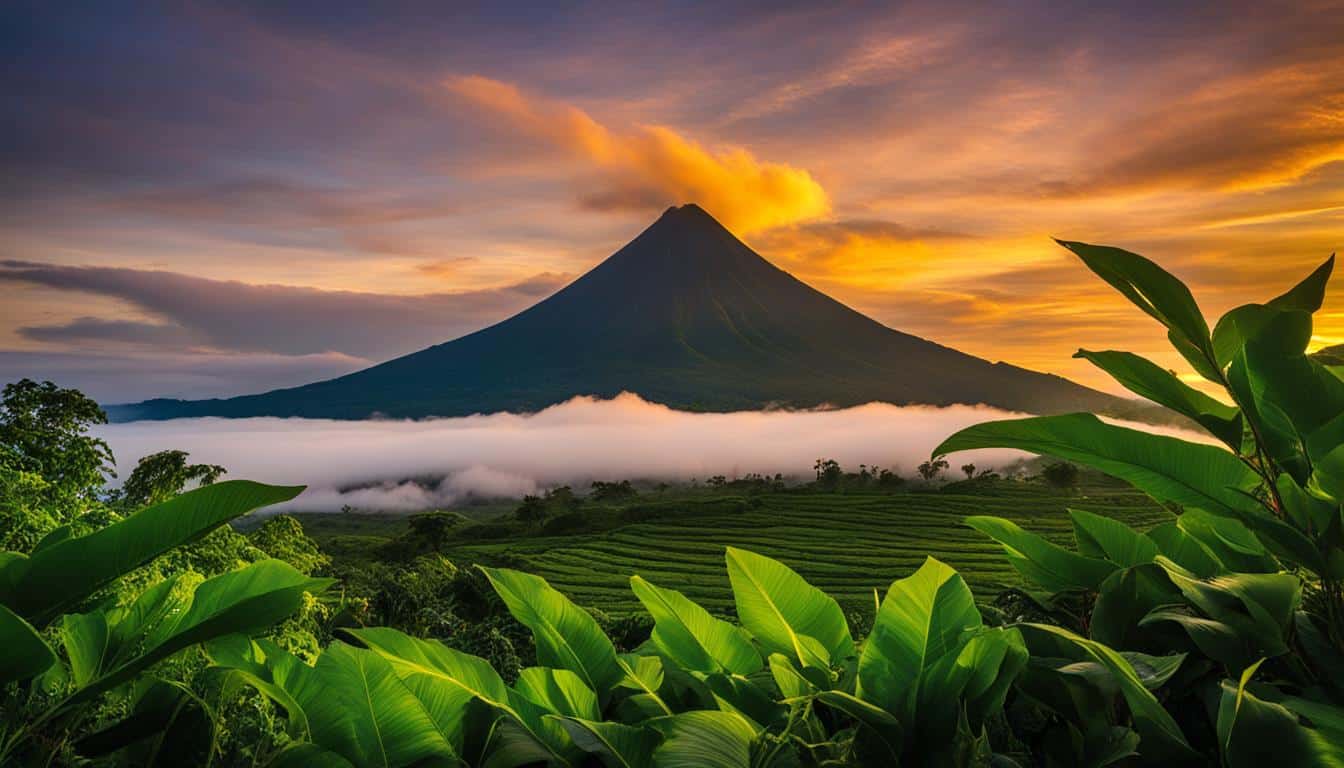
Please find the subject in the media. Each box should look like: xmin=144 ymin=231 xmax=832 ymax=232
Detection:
xmin=298 ymin=642 xmax=458 ymax=768
xmin=724 ymin=547 xmax=853 ymax=670
xmin=1089 ymin=563 xmax=1183 ymax=651
xmin=552 ymin=717 xmax=660 ymax=768
xmin=1056 ymin=240 xmax=1219 ymax=381
xmin=2 ymin=480 xmax=304 ymax=625
xmin=205 ymin=635 xmax=312 ymax=738
xmin=57 ymin=559 xmax=331 ymax=713
xmin=1073 ymin=349 xmax=1241 ymax=446
xmin=480 ymin=566 xmax=622 ymax=694
xmin=965 ymin=516 xmax=1115 ymax=592
xmin=814 ymin=690 xmax=903 ymax=761
xmin=936 ymin=414 xmax=1263 ymax=519
xmin=958 ymin=626 xmax=1028 ymax=724
xmin=630 ymin=575 xmax=762 ymax=675
xmin=857 ymin=558 xmax=981 ymax=734
xmin=0 ymin=602 xmax=55 ymax=684
xmin=1022 ymin=624 xmax=1196 ymax=762
xmin=648 ymin=710 xmax=757 ymax=768
xmin=514 ymin=667 xmax=600 ymax=720
xmin=1228 ymin=309 xmax=1344 ymax=487
xmin=348 ymin=626 xmax=572 ymax=766
xmin=1069 ymin=509 xmax=1159 ymax=568
xmin=1144 ymin=522 xmax=1223 ymax=577
xmin=1212 ymin=254 xmax=1335 ymax=366
xmin=1143 ymin=557 xmax=1299 ymax=666
xmin=1216 ymin=660 xmax=1344 ymax=767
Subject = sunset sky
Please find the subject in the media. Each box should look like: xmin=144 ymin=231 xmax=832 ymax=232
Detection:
xmin=3 ymin=2 xmax=1342 ymax=403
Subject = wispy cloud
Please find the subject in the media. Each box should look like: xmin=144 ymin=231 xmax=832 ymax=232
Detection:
xmin=0 ymin=261 xmax=570 ymax=359
xmin=446 ymin=75 xmax=830 ymax=234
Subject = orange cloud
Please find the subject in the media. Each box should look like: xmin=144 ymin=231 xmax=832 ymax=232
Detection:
xmin=447 ymin=75 xmax=830 ymax=233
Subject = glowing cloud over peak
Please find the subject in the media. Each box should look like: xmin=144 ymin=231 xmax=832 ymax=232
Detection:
xmin=447 ymin=75 xmax=830 ymax=233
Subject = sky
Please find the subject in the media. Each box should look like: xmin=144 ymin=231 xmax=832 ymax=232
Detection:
xmin=2 ymin=1 xmax=1342 ymax=403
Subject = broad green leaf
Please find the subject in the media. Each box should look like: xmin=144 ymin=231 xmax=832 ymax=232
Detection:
xmin=1175 ymin=510 xmax=1278 ymax=573
xmin=514 ymin=667 xmax=600 ymax=720
xmin=936 ymin=414 xmax=1263 ymax=519
xmin=958 ymin=625 xmax=1027 ymax=724
xmin=965 ymin=516 xmax=1115 ymax=592
xmin=552 ymin=717 xmax=660 ymax=768
xmin=108 ymin=573 xmax=193 ymax=657
xmin=858 ymin=558 xmax=980 ymax=734
xmin=701 ymin=672 xmax=783 ymax=729
xmin=1269 ymin=254 xmax=1335 ymax=313
xmin=1309 ymin=444 xmax=1344 ymax=503
xmin=1022 ymin=624 xmax=1195 ymax=761
xmin=648 ymin=710 xmax=757 ymax=768
xmin=0 ymin=602 xmax=55 ymax=684
xmin=614 ymin=653 xmax=672 ymax=717
xmin=349 ymin=626 xmax=572 ymax=765
xmin=1152 ymin=557 xmax=1299 ymax=662
xmin=1213 ymin=254 xmax=1335 ymax=365
xmin=206 ymin=636 xmax=312 ymax=738
xmin=1013 ymin=656 xmax=1115 ymax=736
xmin=300 ymin=642 xmax=457 ymax=768
xmin=1228 ymin=310 xmax=1344 ymax=486
xmin=480 ymin=565 xmax=622 ymax=694
xmin=724 ymin=547 xmax=853 ymax=670
xmin=630 ymin=575 xmax=762 ymax=675
xmin=1274 ymin=470 xmax=1338 ymax=532
xmin=814 ymin=690 xmax=903 ymax=761
xmin=616 ymin=653 xmax=663 ymax=694
xmin=1119 ymin=651 xmax=1186 ymax=690
xmin=1090 ymin=563 xmax=1183 ymax=650
xmin=768 ymin=652 xmax=813 ymax=699
xmin=57 ymin=559 xmax=331 ymax=713
xmin=61 ymin=611 xmax=109 ymax=687
xmin=1145 ymin=522 xmax=1223 ymax=576
xmin=1073 ymin=349 xmax=1240 ymax=446
xmin=4 ymin=480 xmax=304 ymax=625
xmin=346 ymin=627 xmax=508 ymax=754
xmin=1217 ymin=659 xmax=1344 ymax=766
xmin=1069 ymin=509 xmax=1159 ymax=568
xmin=1140 ymin=607 xmax=1251 ymax=669
xmin=1056 ymin=240 xmax=1219 ymax=381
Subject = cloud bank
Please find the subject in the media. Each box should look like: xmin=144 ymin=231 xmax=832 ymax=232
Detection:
xmin=91 ymin=393 xmax=1203 ymax=513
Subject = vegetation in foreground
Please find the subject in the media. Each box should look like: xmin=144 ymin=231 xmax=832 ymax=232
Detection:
xmin=1 ymin=241 xmax=1342 ymax=765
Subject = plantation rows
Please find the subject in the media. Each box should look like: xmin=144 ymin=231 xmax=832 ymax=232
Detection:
xmin=447 ymin=484 xmax=1172 ymax=613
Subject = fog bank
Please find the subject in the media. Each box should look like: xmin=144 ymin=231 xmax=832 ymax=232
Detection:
xmin=91 ymin=393 xmax=1173 ymax=512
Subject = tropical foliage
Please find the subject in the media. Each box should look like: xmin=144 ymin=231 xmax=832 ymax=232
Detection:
xmin=3 ymin=240 xmax=1341 ymax=765
xmin=934 ymin=242 xmax=1344 ymax=765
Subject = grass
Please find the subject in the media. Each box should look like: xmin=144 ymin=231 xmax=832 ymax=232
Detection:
xmin=295 ymin=476 xmax=1172 ymax=615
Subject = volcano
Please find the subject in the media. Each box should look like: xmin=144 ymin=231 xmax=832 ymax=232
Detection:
xmin=109 ymin=204 xmax=1128 ymax=421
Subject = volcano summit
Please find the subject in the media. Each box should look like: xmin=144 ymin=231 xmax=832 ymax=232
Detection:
xmin=109 ymin=205 xmax=1125 ymax=421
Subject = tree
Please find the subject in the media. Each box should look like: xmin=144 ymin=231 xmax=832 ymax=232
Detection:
xmin=117 ymin=449 xmax=227 ymax=509
xmin=515 ymin=494 xmax=548 ymax=522
xmin=917 ymin=454 xmax=949 ymax=481
xmin=814 ymin=458 xmax=842 ymax=491
xmin=405 ymin=511 xmax=463 ymax=551
xmin=591 ymin=479 xmax=637 ymax=501
xmin=0 ymin=378 xmax=114 ymax=505
xmin=1041 ymin=460 xmax=1079 ymax=490
xmin=961 ymin=463 xmax=977 ymax=480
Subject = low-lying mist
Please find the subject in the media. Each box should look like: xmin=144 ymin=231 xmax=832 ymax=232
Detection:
xmin=91 ymin=393 xmax=1168 ymax=512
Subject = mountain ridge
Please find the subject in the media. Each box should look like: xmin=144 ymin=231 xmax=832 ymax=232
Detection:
xmin=108 ymin=204 xmax=1133 ymax=421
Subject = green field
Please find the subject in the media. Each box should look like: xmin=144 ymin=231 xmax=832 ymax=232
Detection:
xmin=296 ymin=478 xmax=1172 ymax=615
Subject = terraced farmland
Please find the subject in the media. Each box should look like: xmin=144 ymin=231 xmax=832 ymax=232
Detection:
xmin=439 ymin=482 xmax=1172 ymax=614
